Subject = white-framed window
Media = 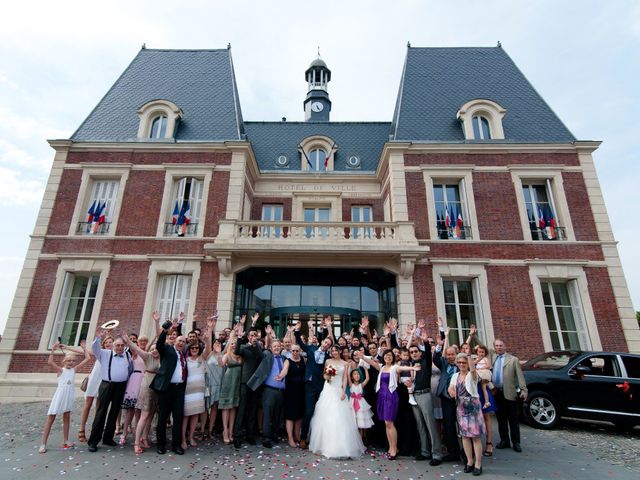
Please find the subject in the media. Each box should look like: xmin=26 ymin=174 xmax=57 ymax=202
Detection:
xmin=165 ymin=177 xmax=204 ymax=237
xmin=457 ymin=99 xmax=506 ymax=140
xmin=443 ymin=279 xmax=483 ymax=346
xmin=78 ymin=179 xmax=120 ymax=235
xmin=261 ymin=204 xmax=283 ymax=238
xmin=472 ymin=115 xmax=491 ymax=140
xmin=307 ymin=148 xmax=326 ymax=171
xmin=304 ymin=206 xmax=330 ymax=239
xmin=433 ymin=182 xmax=471 ymax=240
xmin=522 ymin=181 xmax=564 ymax=241
xmin=351 ymin=206 xmax=372 ymax=239
xmin=541 ymin=280 xmax=591 ymax=351
xmin=157 ymin=274 xmax=192 ymax=323
xmin=137 ymin=99 xmax=182 ymax=140
xmin=49 ymin=272 xmax=100 ymax=348
xmin=149 ymin=115 xmax=168 ymax=139
xmin=299 ymin=135 xmax=336 ymax=171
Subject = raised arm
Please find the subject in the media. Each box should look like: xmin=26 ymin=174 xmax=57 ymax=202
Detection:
xmin=122 ymin=331 xmax=151 ymax=359
xmin=357 ymin=351 xmax=381 ymax=371
xmin=74 ymin=341 xmax=93 ymax=371
xmin=47 ymin=343 xmax=62 ymax=374
xmin=361 ymin=365 xmax=370 ymax=388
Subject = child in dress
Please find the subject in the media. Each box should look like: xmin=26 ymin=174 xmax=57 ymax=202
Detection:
xmin=39 ymin=342 xmax=91 ymax=453
xmin=349 ymin=368 xmax=374 ymax=439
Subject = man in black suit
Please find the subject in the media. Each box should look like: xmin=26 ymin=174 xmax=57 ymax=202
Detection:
xmin=233 ymin=316 xmax=263 ymax=448
xmin=294 ymin=316 xmax=333 ymax=448
xmin=151 ymin=321 xmax=187 ymax=455
xmin=433 ymin=342 xmax=460 ymax=462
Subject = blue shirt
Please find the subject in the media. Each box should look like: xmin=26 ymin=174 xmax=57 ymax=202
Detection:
xmin=264 ymin=355 xmax=286 ymax=389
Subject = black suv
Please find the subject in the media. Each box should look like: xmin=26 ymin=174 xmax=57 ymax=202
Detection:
xmin=522 ymin=351 xmax=639 ymax=430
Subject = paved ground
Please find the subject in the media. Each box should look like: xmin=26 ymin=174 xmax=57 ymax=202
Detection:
xmin=0 ymin=399 xmax=637 ymax=479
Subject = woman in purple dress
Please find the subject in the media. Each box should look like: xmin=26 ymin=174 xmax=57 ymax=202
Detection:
xmin=359 ymin=349 xmax=420 ymax=459
xmin=448 ymin=353 xmax=485 ymax=476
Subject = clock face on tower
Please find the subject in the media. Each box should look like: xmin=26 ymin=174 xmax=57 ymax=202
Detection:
xmin=311 ymin=101 xmax=324 ymax=112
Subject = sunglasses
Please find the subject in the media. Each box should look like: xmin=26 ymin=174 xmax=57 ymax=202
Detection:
xmin=409 ymin=350 xmax=420 ymax=354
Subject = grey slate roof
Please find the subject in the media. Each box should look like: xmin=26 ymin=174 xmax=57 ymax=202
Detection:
xmin=244 ymin=122 xmax=391 ymax=172
xmin=71 ymin=48 xmax=244 ymax=142
xmin=390 ymin=47 xmax=575 ymax=143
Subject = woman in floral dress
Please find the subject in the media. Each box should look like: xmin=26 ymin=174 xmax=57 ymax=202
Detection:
xmin=448 ymin=353 xmax=485 ymax=476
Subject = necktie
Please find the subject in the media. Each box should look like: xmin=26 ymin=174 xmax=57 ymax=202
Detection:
xmin=180 ymin=352 xmax=187 ymax=382
xmin=494 ymin=355 xmax=504 ymax=388
xmin=275 ymin=355 xmax=283 ymax=372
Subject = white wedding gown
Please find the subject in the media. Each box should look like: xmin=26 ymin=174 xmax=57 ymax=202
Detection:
xmin=309 ymin=362 xmax=365 ymax=459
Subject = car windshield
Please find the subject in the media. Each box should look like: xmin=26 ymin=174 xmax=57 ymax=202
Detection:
xmin=524 ymin=352 xmax=581 ymax=370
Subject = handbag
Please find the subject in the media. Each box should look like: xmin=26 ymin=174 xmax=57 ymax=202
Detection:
xmin=80 ymin=376 xmax=89 ymax=392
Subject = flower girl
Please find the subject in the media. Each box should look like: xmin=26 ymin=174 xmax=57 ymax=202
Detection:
xmin=39 ymin=342 xmax=91 ymax=453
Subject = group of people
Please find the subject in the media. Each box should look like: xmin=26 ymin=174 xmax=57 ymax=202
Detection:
xmin=40 ymin=312 xmax=529 ymax=477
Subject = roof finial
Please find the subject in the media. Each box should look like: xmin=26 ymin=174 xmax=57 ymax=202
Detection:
xmin=317 ymin=46 xmax=321 ymax=58
xmin=141 ymin=43 xmax=146 ymax=50
xmin=407 ymin=41 xmax=411 ymax=48
xmin=227 ymin=42 xmax=232 ymax=50
xmin=497 ymin=40 xmax=502 ymax=48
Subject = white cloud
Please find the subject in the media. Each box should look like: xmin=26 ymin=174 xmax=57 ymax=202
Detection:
xmin=0 ymin=166 xmax=45 ymax=206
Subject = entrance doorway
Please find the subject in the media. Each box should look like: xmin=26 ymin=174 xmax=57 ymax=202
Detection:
xmin=269 ymin=306 xmax=361 ymax=339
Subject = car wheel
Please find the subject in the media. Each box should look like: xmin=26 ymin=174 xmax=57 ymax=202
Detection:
xmin=525 ymin=391 xmax=559 ymax=429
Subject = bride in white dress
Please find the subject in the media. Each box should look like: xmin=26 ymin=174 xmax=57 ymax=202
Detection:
xmin=309 ymin=346 xmax=365 ymax=459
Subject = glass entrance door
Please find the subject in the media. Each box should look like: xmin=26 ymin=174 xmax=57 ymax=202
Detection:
xmin=268 ymin=307 xmax=361 ymax=339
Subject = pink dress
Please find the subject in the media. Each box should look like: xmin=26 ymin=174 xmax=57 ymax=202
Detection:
xmin=122 ymin=355 xmax=145 ymax=409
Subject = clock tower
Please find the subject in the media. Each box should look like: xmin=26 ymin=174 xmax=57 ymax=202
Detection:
xmin=304 ymin=55 xmax=331 ymax=122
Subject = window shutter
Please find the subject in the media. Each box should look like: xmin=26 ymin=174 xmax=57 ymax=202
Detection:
xmin=50 ymin=272 xmax=75 ymax=348
xmin=188 ymin=178 xmax=204 ymax=225
xmin=172 ymin=275 xmax=192 ymax=319
xmin=568 ymin=280 xmax=591 ymax=350
xmin=90 ymin=180 xmax=120 ymax=222
xmin=157 ymin=275 xmax=177 ymax=323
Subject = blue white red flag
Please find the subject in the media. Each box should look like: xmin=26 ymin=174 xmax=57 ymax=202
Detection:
xmin=177 ymin=201 xmax=191 ymax=236
xmin=86 ymin=200 xmax=96 ymax=223
xmin=171 ymin=201 xmax=179 ymax=225
xmin=538 ymin=206 xmax=546 ymax=230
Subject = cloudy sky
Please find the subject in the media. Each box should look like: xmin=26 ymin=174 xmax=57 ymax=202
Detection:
xmin=1 ymin=0 xmax=639 ymax=334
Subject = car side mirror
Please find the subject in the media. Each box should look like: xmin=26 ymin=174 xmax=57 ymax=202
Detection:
xmin=570 ymin=365 xmax=590 ymax=378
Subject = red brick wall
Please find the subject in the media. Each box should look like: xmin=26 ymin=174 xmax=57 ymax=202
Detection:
xmin=97 ymin=261 xmax=150 ymax=334
xmin=14 ymin=260 xmax=60 ymax=350
xmin=586 ymin=267 xmax=627 ymax=352
xmin=47 ymin=170 xmax=82 ymax=235
xmin=427 ymin=242 xmax=604 ymax=261
xmin=66 ymin=151 xmax=232 ymax=165
xmin=405 ymin=171 xmax=430 ymax=239
xmin=412 ymin=264 xmax=437 ymax=334
xmin=486 ymin=265 xmax=543 ymax=359
xmin=472 ymin=172 xmax=524 ymax=240
xmin=194 ymin=262 xmax=221 ymax=317
xmin=42 ymin=238 xmax=208 ymax=256
xmin=251 ymin=198 xmax=293 ymax=221
xmin=205 ymin=171 xmax=229 ymax=237
xmin=563 ymin=172 xmax=599 ymax=241
xmin=405 ymin=152 xmax=580 ymax=167
xmin=116 ymin=170 xmax=165 ymax=236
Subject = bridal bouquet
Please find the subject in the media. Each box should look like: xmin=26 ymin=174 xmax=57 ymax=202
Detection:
xmin=323 ymin=364 xmax=337 ymax=382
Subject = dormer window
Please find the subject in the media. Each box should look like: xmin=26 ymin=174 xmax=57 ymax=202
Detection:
xmin=457 ymin=99 xmax=506 ymax=140
xmin=149 ymin=115 xmax=168 ymax=139
xmin=472 ymin=115 xmax=491 ymax=140
xmin=298 ymin=135 xmax=337 ymax=172
xmin=137 ymin=99 xmax=182 ymax=140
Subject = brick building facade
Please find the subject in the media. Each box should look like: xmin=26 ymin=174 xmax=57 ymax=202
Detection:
xmin=1 ymin=45 xmax=637 ymax=400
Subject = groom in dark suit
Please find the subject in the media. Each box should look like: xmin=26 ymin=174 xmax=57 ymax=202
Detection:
xmin=294 ymin=317 xmax=333 ymax=448
xmin=151 ymin=321 xmax=187 ymax=455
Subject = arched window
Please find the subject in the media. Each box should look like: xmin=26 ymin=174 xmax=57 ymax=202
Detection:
xmin=149 ymin=115 xmax=168 ymax=139
xmin=472 ymin=115 xmax=491 ymax=140
xmin=137 ymin=100 xmax=182 ymax=139
xmin=457 ymin=99 xmax=506 ymax=140
xmin=308 ymin=148 xmax=327 ymax=171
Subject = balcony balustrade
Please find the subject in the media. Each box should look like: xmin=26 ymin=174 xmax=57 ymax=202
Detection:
xmin=76 ymin=222 xmax=111 ymax=235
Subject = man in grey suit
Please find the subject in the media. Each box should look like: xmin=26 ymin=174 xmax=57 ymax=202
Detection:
xmin=247 ymin=328 xmax=286 ymax=448
xmin=492 ymin=339 xmax=528 ymax=452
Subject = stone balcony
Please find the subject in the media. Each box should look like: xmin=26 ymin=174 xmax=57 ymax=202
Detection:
xmin=205 ymin=219 xmax=429 ymax=277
